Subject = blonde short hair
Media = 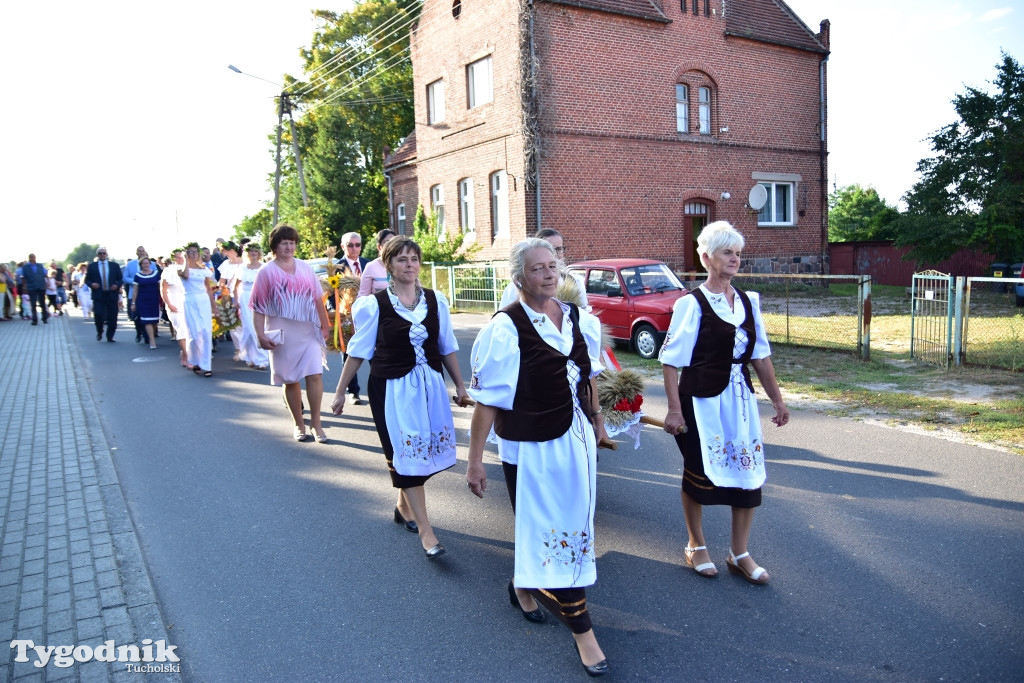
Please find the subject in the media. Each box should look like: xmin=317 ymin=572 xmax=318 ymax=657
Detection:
xmin=696 ymin=221 xmax=744 ymax=271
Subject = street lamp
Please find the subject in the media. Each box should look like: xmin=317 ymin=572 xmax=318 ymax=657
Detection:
xmin=228 ymin=65 xmax=309 ymax=227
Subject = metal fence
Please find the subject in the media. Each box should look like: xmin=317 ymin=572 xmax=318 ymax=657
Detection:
xmin=681 ymin=273 xmax=872 ymax=359
xmin=422 ymin=262 xmax=511 ymax=313
xmin=910 ymin=272 xmax=1024 ymax=371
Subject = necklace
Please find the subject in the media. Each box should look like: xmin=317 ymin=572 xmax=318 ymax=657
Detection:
xmin=389 ymin=282 xmax=422 ymax=311
xmin=704 ymin=284 xmax=731 ymax=305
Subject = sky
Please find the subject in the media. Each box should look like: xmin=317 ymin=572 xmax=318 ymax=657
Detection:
xmin=1 ymin=0 xmax=1021 ymax=264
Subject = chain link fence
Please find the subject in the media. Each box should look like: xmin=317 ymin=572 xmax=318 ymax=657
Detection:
xmin=963 ymin=277 xmax=1024 ymax=371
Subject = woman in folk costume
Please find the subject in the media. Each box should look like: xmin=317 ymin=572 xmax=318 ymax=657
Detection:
xmin=660 ymin=220 xmax=789 ymax=584
xmin=330 ymin=236 xmax=469 ymax=560
xmin=466 ymin=238 xmax=610 ymax=678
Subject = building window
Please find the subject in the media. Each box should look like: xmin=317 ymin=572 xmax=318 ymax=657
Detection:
xmin=458 ymin=178 xmax=475 ymax=233
xmin=675 ymin=85 xmax=689 ymax=133
xmin=427 ymin=79 xmax=445 ymax=124
xmin=467 ymin=56 xmax=493 ymax=108
xmin=757 ymin=182 xmax=794 ymax=225
xmin=431 ymin=184 xmax=446 ymax=233
xmin=490 ymin=170 xmax=509 ymax=238
xmin=699 ymin=87 xmax=711 ymax=134
xmin=397 ymin=203 xmax=406 ymax=234
xmin=684 ymin=202 xmax=708 ymax=215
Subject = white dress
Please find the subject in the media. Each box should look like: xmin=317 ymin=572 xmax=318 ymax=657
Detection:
xmin=658 ymin=285 xmax=772 ymax=490
xmin=160 ymin=266 xmax=187 ymax=339
xmin=347 ymin=290 xmax=459 ymax=477
xmin=219 ymin=260 xmax=245 ymax=351
xmin=234 ymin=265 xmax=269 ymax=367
xmin=75 ymin=271 xmax=92 ymax=316
xmin=182 ymin=268 xmax=215 ymax=371
xmin=469 ymin=300 xmax=604 ymax=590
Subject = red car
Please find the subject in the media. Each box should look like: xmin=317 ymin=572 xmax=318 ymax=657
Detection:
xmin=568 ymin=259 xmax=689 ymax=359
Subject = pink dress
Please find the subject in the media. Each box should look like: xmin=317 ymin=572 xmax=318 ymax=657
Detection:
xmin=249 ymin=258 xmax=326 ymax=386
xmin=357 ymin=258 xmax=389 ymax=297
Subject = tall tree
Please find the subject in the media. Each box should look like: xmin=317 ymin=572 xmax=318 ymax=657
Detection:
xmin=231 ymin=209 xmax=274 ymax=252
xmin=64 ymin=243 xmax=100 ymax=266
xmin=898 ymin=53 xmax=1024 ymax=263
xmin=828 ymin=184 xmax=898 ymax=242
xmin=275 ymin=1 xmax=418 ymax=250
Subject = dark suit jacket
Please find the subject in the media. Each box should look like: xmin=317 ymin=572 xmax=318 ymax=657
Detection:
xmin=85 ymin=260 xmax=124 ymax=313
xmin=337 ymin=257 xmax=369 ymax=278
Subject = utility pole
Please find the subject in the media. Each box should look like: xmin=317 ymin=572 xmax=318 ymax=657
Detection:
xmin=272 ymin=93 xmax=285 ymax=227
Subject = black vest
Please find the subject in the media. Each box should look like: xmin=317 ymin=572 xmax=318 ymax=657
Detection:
xmin=494 ymin=302 xmax=592 ymax=442
xmin=677 ymin=287 xmax=756 ymax=398
xmin=369 ymin=288 xmax=443 ymax=379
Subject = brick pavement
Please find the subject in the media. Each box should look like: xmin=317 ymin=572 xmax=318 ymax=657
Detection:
xmin=0 ymin=314 xmax=180 ymax=682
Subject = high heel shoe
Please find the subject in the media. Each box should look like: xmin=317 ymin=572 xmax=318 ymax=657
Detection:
xmin=726 ymin=549 xmax=770 ymax=584
xmin=507 ymin=581 xmax=546 ymax=623
xmin=393 ymin=507 xmax=418 ymax=533
xmin=424 ymin=543 xmax=446 ymax=560
xmin=573 ymin=642 xmax=609 ymax=677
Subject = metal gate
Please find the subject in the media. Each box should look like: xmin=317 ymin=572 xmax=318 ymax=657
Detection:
xmin=910 ymin=270 xmax=956 ymax=368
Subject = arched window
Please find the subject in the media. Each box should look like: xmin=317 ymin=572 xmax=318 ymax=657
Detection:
xmin=397 ymin=203 xmax=406 ymax=234
xmin=458 ymin=178 xmax=475 ymax=233
xmin=430 ymin=184 xmax=445 ymax=234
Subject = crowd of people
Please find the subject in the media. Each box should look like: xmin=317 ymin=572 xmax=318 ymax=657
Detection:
xmin=3 ymin=220 xmax=789 ymax=678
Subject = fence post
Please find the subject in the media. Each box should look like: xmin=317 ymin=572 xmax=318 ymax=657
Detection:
xmin=952 ymin=276 xmax=965 ymax=367
xmin=859 ymin=275 xmax=871 ymax=361
xmin=492 ymin=264 xmax=501 ymax=312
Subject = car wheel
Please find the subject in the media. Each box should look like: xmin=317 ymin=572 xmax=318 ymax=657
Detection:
xmin=631 ymin=323 xmax=660 ymax=360
xmin=1017 ymin=294 xmax=1024 ymax=307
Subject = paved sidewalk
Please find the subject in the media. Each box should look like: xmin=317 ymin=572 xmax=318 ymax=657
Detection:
xmin=1 ymin=314 xmax=180 ymax=682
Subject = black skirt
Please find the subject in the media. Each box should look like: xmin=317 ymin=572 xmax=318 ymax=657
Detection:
xmin=673 ymin=395 xmax=761 ymax=508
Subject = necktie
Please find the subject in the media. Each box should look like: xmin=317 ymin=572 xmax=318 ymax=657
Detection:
xmin=101 ymin=262 xmax=108 ymax=290
xmin=353 ymin=260 xmax=361 ymax=276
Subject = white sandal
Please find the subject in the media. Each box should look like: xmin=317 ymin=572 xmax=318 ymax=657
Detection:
xmin=684 ymin=545 xmax=717 ymax=577
xmin=726 ymin=549 xmax=769 ymax=584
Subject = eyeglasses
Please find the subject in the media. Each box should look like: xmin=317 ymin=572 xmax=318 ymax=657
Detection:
xmin=553 ymin=246 xmax=566 ymax=255
xmin=97 ymin=252 xmax=107 ymax=255
xmin=345 ymin=243 xmax=362 ymax=248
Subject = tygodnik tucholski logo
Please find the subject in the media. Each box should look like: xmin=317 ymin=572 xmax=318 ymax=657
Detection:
xmin=10 ymin=638 xmax=181 ymax=672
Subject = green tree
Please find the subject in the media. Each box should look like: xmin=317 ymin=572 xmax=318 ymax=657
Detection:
xmin=898 ymin=53 xmax=1024 ymax=263
xmin=828 ymin=184 xmax=899 ymax=242
xmin=411 ymin=205 xmax=479 ymax=264
xmin=64 ymin=243 xmax=100 ymax=266
xmin=231 ymin=209 xmax=274 ymax=250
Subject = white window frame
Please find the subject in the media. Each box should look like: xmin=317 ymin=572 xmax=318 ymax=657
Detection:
xmin=467 ymin=56 xmax=493 ymax=109
xmin=675 ymin=84 xmax=689 ymax=133
xmin=431 ymin=184 xmax=446 ymax=234
xmin=396 ymin=203 xmax=406 ymax=234
xmin=756 ymin=181 xmax=795 ymax=226
xmin=458 ymin=178 xmax=475 ymax=234
xmin=698 ymin=86 xmax=711 ymax=134
xmin=427 ymin=79 xmax=445 ymax=124
xmin=490 ymin=170 xmax=509 ymax=238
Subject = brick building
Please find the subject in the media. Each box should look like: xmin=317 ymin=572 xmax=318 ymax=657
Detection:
xmin=384 ymin=0 xmax=831 ymax=273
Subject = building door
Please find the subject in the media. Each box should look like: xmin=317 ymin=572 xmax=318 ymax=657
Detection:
xmin=683 ymin=202 xmax=710 ymax=271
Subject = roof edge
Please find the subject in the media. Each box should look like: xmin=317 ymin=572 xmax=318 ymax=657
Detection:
xmin=724 ymin=29 xmax=829 ymax=56
xmin=541 ymin=0 xmax=672 ymax=24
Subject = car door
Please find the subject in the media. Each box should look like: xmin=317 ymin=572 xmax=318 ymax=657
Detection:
xmin=583 ymin=268 xmax=630 ymax=340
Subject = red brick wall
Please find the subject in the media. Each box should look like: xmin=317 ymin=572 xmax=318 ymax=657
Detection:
xmin=533 ymin=3 xmax=827 ymax=270
xmin=403 ymin=0 xmax=828 ymax=267
xmin=409 ymin=0 xmax=530 ymax=260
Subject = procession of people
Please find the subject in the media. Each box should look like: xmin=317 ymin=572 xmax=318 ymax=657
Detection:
xmin=4 ymin=220 xmax=789 ymax=678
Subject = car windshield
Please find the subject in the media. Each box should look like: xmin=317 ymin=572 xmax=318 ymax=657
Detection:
xmin=619 ymin=264 xmax=684 ymax=296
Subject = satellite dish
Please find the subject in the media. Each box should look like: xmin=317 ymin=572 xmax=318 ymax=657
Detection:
xmin=747 ymin=184 xmax=768 ymax=210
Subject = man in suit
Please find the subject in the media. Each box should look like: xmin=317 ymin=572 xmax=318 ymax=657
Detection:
xmin=337 ymin=232 xmax=369 ymax=404
xmin=85 ymin=247 xmax=124 ymax=341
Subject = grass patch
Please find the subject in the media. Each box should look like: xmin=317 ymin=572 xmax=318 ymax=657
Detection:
xmin=615 ymin=343 xmax=1024 ymax=455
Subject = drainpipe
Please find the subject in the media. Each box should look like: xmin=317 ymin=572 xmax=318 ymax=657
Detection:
xmin=528 ymin=0 xmax=541 ymax=231
xmin=383 ymin=164 xmax=394 ymax=233
xmin=818 ymin=22 xmax=830 ymax=275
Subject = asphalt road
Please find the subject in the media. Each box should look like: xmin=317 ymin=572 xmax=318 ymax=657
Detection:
xmin=70 ymin=312 xmax=1024 ymax=682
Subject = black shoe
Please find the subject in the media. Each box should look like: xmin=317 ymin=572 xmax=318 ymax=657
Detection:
xmin=136 ymin=334 xmax=142 ymax=343
xmin=394 ymin=508 xmax=418 ymax=533
xmin=573 ymin=642 xmax=609 ymax=678
xmin=31 ymin=320 xmax=37 ymax=325
xmin=424 ymin=543 xmax=446 ymax=560
xmin=107 ymin=338 xmax=116 ymax=343
xmin=507 ymin=581 xmax=546 ymax=623
xmin=96 ymin=333 xmax=102 ymax=341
